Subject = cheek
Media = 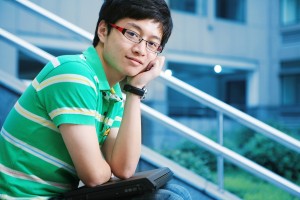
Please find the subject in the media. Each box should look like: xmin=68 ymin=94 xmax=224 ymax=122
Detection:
xmin=102 ymin=47 xmax=119 ymax=69
xmin=103 ymin=42 xmax=123 ymax=61
xmin=144 ymin=55 xmax=157 ymax=66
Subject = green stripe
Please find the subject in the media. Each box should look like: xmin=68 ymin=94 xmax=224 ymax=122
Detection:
xmin=0 ymin=171 xmax=69 ymax=197
xmin=0 ymin=47 xmax=124 ymax=197
xmin=0 ymin=139 xmax=77 ymax=185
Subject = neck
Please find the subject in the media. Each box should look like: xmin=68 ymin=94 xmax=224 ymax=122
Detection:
xmin=95 ymin=45 xmax=125 ymax=88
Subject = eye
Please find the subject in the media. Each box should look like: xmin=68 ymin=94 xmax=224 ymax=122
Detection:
xmin=125 ymin=30 xmax=140 ymax=40
xmin=147 ymin=41 xmax=159 ymax=49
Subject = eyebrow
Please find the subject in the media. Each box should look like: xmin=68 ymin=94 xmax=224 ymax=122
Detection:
xmin=126 ymin=22 xmax=162 ymax=41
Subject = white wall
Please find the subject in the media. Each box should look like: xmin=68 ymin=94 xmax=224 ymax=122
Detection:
xmin=0 ymin=0 xmax=290 ymax=109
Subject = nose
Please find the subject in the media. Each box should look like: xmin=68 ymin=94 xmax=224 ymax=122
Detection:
xmin=132 ymin=39 xmax=147 ymax=55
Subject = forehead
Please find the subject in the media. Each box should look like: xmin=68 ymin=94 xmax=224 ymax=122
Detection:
xmin=115 ymin=18 xmax=163 ymax=40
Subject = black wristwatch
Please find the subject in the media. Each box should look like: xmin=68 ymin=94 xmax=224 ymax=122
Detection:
xmin=123 ymin=84 xmax=147 ymax=99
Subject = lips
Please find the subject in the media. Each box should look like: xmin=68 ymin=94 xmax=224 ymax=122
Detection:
xmin=126 ymin=56 xmax=143 ymax=65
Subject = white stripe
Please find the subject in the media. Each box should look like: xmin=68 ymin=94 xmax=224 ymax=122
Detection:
xmin=0 ymin=164 xmax=71 ymax=191
xmin=31 ymin=78 xmax=39 ymax=90
xmin=94 ymin=75 xmax=99 ymax=83
xmin=49 ymin=107 xmax=96 ymax=119
xmin=107 ymin=118 xmax=114 ymax=126
xmin=114 ymin=116 xmax=122 ymax=122
xmin=79 ymin=54 xmax=86 ymax=61
xmin=51 ymin=57 xmax=60 ymax=68
xmin=95 ymin=112 xmax=105 ymax=122
xmin=1 ymin=128 xmax=76 ymax=175
xmin=15 ymin=102 xmax=59 ymax=132
xmin=48 ymin=108 xmax=112 ymax=124
xmin=35 ymin=74 xmax=97 ymax=94
xmin=95 ymin=114 xmax=115 ymax=126
xmin=0 ymin=194 xmax=49 ymax=200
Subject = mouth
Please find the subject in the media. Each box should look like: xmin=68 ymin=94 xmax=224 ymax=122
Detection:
xmin=126 ymin=56 xmax=143 ymax=65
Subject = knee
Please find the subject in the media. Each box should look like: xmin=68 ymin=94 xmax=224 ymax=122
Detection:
xmin=163 ymin=183 xmax=192 ymax=200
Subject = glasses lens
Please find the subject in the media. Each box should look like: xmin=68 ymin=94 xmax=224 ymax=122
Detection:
xmin=146 ymin=42 xmax=162 ymax=53
xmin=124 ymin=30 xmax=141 ymax=43
xmin=124 ymin=29 xmax=162 ymax=53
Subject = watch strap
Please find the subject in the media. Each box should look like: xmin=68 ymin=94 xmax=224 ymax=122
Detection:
xmin=123 ymin=84 xmax=147 ymax=99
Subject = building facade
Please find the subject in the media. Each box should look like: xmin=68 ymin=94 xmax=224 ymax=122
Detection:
xmin=1 ymin=0 xmax=300 ymax=132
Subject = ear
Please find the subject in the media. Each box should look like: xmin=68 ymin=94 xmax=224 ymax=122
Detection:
xmin=97 ymin=20 xmax=108 ymax=43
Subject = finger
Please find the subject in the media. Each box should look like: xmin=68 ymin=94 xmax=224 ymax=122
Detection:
xmin=147 ymin=56 xmax=165 ymax=71
xmin=156 ymin=56 xmax=165 ymax=70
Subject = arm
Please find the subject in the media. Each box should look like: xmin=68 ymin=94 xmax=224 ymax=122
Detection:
xmin=59 ymin=124 xmax=112 ymax=187
xmin=102 ymin=56 xmax=165 ymax=179
xmin=102 ymin=93 xmax=142 ymax=179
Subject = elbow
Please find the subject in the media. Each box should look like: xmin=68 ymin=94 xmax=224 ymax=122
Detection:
xmin=81 ymin=171 xmax=112 ymax=187
xmin=84 ymin=179 xmax=105 ymax=188
xmin=108 ymin=154 xmax=140 ymax=179
xmin=111 ymin=166 xmax=135 ymax=179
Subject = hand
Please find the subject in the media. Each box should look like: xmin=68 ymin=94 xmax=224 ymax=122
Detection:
xmin=127 ymin=56 xmax=165 ymax=88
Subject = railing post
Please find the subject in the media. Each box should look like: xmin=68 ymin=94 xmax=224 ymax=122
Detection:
xmin=217 ymin=112 xmax=224 ymax=191
xmin=2 ymin=1 xmax=300 ymax=194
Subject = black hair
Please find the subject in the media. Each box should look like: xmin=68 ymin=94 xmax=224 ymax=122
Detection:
xmin=92 ymin=0 xmax=173 ymax=51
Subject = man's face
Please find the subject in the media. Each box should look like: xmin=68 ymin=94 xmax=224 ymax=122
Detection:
xmin=100 ymin=18 xmax=163 ymax=78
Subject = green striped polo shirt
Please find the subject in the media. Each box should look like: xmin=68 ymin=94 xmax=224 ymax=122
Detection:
xmin=0 ymin=46 xmax=124 ymax=199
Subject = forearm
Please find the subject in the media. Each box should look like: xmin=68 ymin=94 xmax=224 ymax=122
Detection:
xmin=109 ymin=93 xmax=142 ymax=178
xmin=105 ymin=56 xmax=165 ymax=178
xmin=77 ymin=157 xmax=112 ymax=187
xmin=60 ymin=124 xmax=112 ymax=186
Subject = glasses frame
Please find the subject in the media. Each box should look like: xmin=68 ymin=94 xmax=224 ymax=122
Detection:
xmin=109 ymin=23 xmax=163 ymax=54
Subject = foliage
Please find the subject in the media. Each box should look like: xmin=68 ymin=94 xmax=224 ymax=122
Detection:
xmin=159 ymin=138 xmax=299 ymax=200
xmin=160 ymin=141 xmax=215 ymax=181
xmin=241 ymin=134 xmax=300 ymax=182
xmin=158 ymin=122 xmax=300 ymax=199
xmin=223 ymin=169 xmax=299 ymax=200
xmin=222 ymin=121 xmax=300 ymax=183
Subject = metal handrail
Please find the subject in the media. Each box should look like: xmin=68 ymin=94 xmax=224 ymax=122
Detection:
xmin=141 ymin=104 xmax=300 ymax=197
xmin=0 ymin=69 xmax=241 ymax=200
xmin=158 ymin=73 xmax=300 ymax=153
xmin=2 ymin=0 xmax=300 ymax=197
xmin=9 ymin=0 xmax=94 ymax=41
xmin=1 ymin=27 xmax=299 ymax=198
xmin=11 ymin=0 xmax=93 ymax=42
xmin=10 ymin=0 xmax=300 ymax=154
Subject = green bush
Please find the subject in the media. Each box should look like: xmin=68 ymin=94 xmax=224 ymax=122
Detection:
xmin=241 ymin=134 xmax=300 ymax=182
xmin=160 ymin=141 xmax=215 ymax=181
xmin=158 ymin=135 xmax=299 ymax=199
xmin=223 ymin=169 xmax=298 ymax=200
xmin=157 ymin=122 xmax=300 ymax=199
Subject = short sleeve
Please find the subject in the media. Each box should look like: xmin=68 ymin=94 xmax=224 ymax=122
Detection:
xmin=36 ymin=60 xmax=99 ymax=127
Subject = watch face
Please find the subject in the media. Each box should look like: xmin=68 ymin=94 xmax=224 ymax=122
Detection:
xmin=141 ymin=88 xmax=147 ymax=100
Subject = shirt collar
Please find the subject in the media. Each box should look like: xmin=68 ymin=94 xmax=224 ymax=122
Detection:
xmin=83 ymin=46 xmax=110 ymax=91
xmin=83 ymin=46 xmax=123 ymax=101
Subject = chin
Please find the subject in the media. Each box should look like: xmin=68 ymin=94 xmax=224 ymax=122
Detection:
xmin=127 ymin=72 xmax=139 ymax=77
xmin=126 ymin=69 xmax=143 ymax=77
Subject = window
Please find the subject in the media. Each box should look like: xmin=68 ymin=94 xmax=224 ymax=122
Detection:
xmin=167 ymin=62 xmax=216 ymax=117
xmin=169 ymin=0 xmax=196 ymax=13
xmin=167 ymin=61 xmax=248 ymax=116
xmin=215 ymin=0 xmax=246 ymax=22
xmin=199 ymin=0 xmax=208 ymax=16
xmin=281 ymin=60 xmax=300 ymax=106
xmin=18 ymin=51 xmax=44 ymax=80
xmin=281 ymin=75 xmax=300 ymax=106
xmin=281 ymin=0 xmax=300 ymax=25
xmin=225 ymin=80 xmax=246 ymax=111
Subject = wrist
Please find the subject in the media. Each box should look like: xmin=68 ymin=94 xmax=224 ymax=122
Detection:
xmin=123 ymin=84 xmax=147 ymax=100
xmin=126 ymin=81 xmax=144 ymax=89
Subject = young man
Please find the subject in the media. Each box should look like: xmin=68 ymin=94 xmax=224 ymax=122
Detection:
xmin=0 ymin=0 xmax=191 ymax=199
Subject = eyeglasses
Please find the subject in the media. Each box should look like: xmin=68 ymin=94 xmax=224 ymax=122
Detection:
xmin=109 ymin=23 xmax=163 ymax=54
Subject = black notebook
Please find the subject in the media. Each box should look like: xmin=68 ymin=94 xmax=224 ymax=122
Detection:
xmin=63 ymin=167 xmax=173 ymax=200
